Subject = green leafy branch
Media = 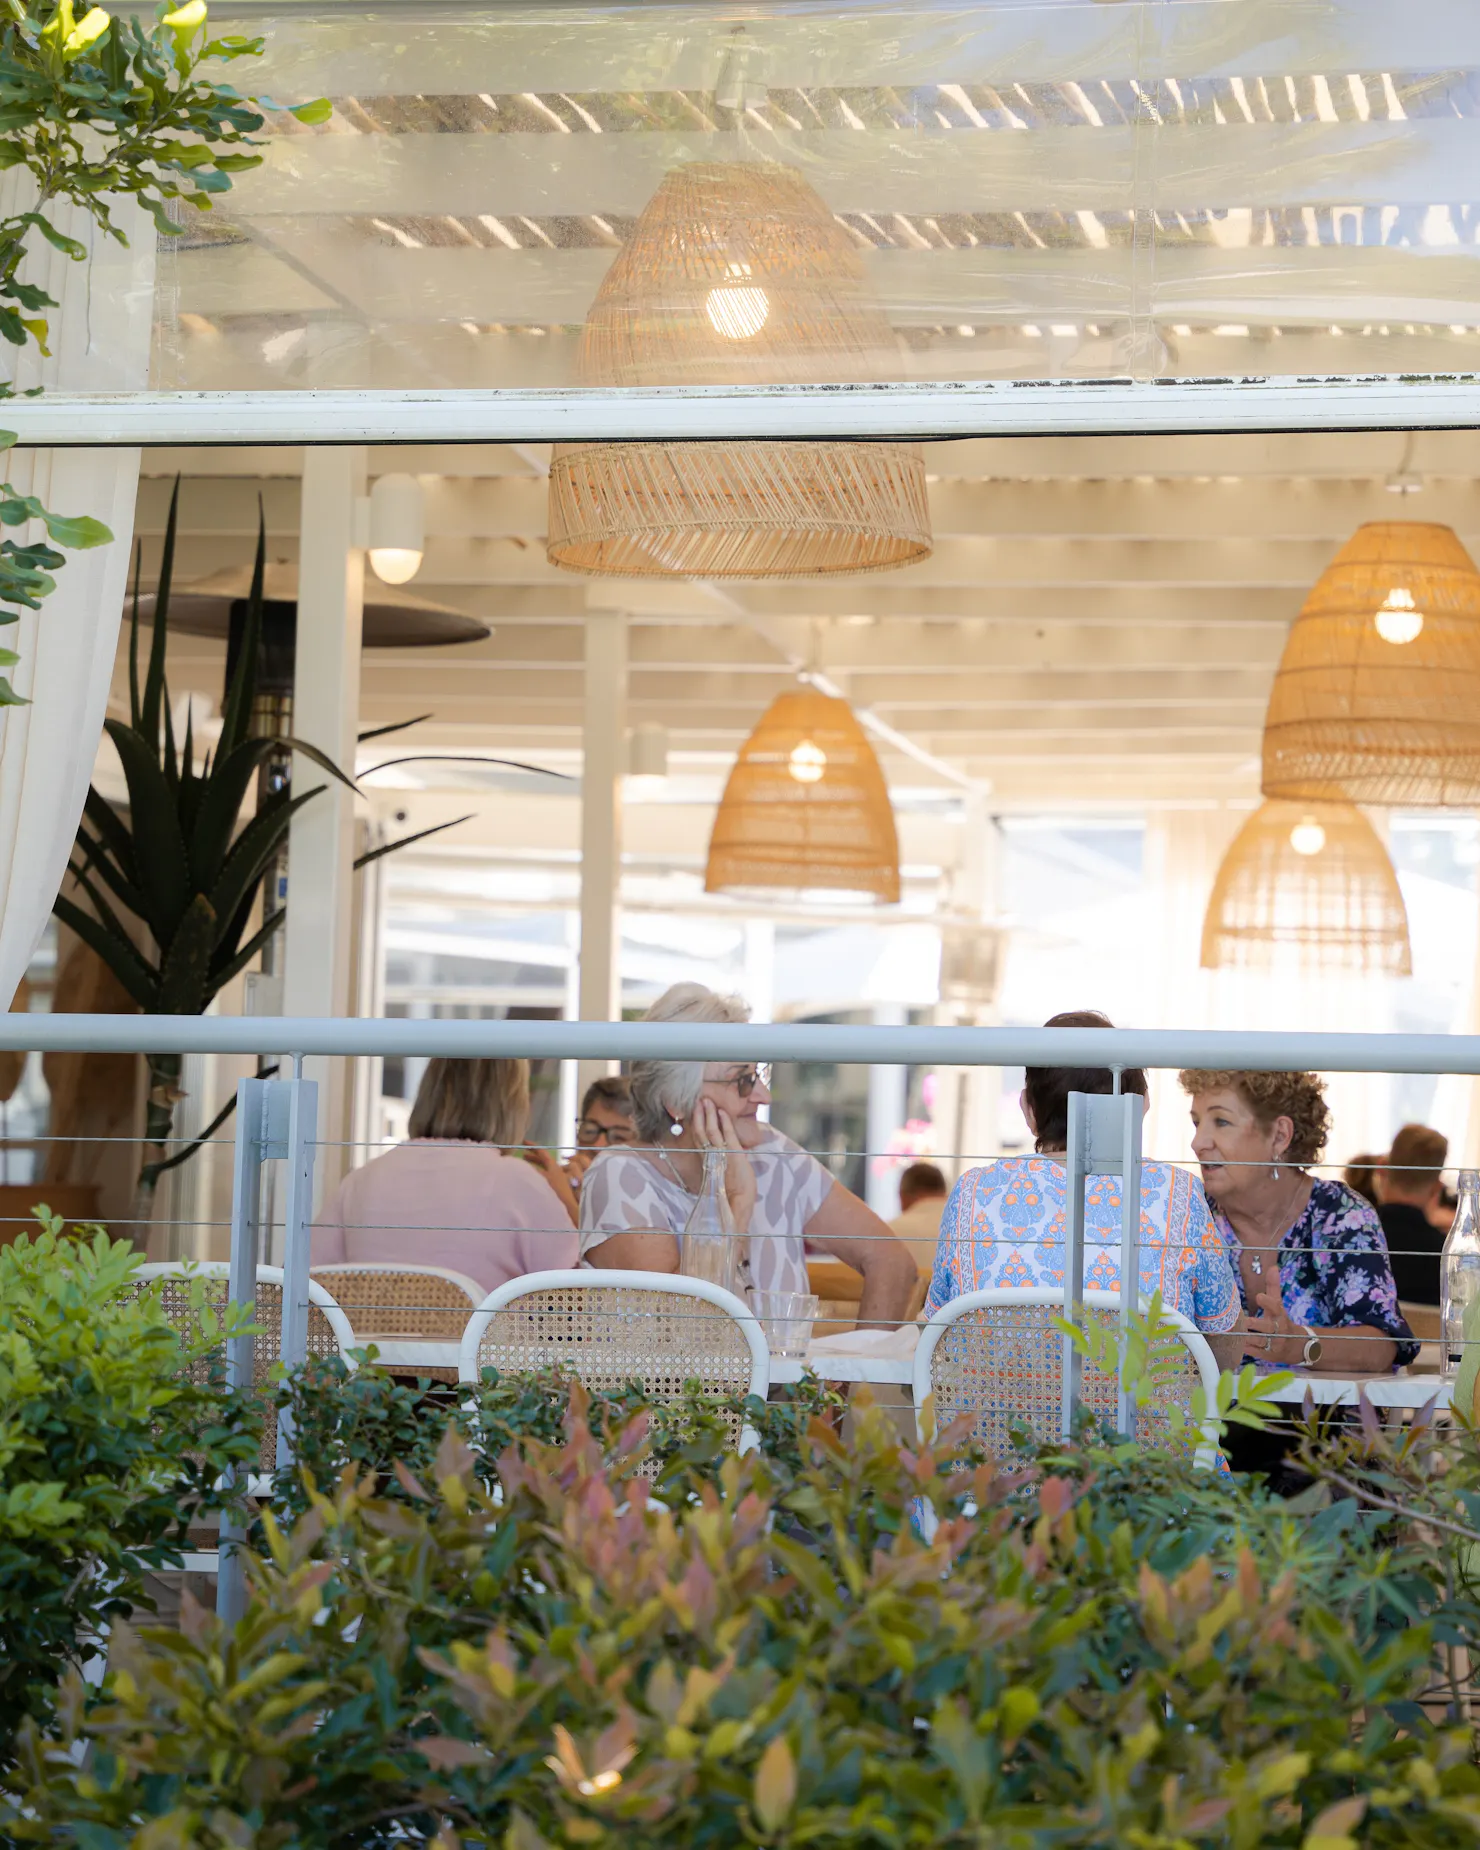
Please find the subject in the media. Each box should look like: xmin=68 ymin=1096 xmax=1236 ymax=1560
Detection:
xmin=0 ymin=0 xmax=327 ymax=692
xmin=1056 ymin=1291 xmax=1294 ymax=1449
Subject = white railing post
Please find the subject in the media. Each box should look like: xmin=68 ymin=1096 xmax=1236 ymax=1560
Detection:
xmin=219 ymin=1076 xmax=271 ymax=1626
xmin=1063 ymin=1091 xmax=1143 ymax=1440
xmin=275 ymin=1069 xmax=319 ymax=1470
xmin=218 ymin=1071 xmax=316 ymax=1624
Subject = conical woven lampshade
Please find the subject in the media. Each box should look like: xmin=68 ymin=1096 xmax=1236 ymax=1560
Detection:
xmin=1200 ymin=799 xmax=1411 ymax=976
xmin=548 ymin=161 xmax=931 ymax=578
xmin=705 ymin=687 xmax=900 ymax=901
xmin=1262 ymin=521 xmax=1480 ymax=805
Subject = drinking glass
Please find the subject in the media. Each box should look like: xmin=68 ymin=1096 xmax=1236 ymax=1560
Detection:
xmin=756 ymin=1290 xmax=819 ymax=1360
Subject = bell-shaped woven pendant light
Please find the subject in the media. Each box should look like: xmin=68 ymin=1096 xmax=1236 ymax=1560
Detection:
xmin=1262 ymin=521 xmax=1480 ymax=805
xmin=548 ymin=162 xmax=931 ymax=578
xmin=1200 ymin=799 xmax=1411 ymax=976
xmin=705 ymin=686 xmax=900 ymax=901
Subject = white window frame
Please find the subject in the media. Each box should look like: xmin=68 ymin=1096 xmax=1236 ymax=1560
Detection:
xmin=10 ymin=375 xmax=1480 ymax=446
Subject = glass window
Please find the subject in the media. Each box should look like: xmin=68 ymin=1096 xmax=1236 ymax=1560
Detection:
xmin=151 ymin=1 xmax=1480 ymax=392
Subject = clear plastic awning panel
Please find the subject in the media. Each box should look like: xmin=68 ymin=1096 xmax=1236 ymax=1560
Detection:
xmin=136 ymin=0 xmax=1480 ymax=394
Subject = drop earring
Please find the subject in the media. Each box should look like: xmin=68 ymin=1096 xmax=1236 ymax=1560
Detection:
xmin=670 ymin=1120 xmax=683 ymax=1137
xmin=1272 ymin=1164 xmax=1280 ymax=1182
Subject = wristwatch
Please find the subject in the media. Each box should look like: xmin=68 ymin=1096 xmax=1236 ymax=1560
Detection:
xmin=1301 ymin=1326 xmax=1324 ymax=1367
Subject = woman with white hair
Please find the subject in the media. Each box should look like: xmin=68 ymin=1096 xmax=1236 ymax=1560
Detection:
xmin=579 ymin=982 xmax=917 ymax=1328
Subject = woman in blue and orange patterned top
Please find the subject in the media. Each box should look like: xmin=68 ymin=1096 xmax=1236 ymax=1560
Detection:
xmin=927 ymin=1010 xmax=1241 ymax=1339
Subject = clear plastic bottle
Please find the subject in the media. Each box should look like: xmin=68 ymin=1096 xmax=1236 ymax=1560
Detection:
xmin=679 ymin=1147 xmax=742 ymax=1298
xmin=1441 ymin=1171 xmax=1480 ymax=1375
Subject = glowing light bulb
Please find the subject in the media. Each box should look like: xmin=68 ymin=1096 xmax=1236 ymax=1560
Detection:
xmin=788 ymin=739 xmax=826 ymax=784
xmin=368 ymin=546 xmax=423 ymax=585
xmin=1290 ymin=817 xmax=1327 ymax=857
xmin=704 ymin=261 xmax=770 ymax=340
xmin=1374 ymin=585 xmax=1423 ymax=644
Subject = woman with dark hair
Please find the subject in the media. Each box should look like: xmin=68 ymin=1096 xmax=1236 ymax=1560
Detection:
xmin=1179 ymin=1069 xmax=1416 ymax=1376
xmin=927 ymin=1011 xmax=1240 ymax=1338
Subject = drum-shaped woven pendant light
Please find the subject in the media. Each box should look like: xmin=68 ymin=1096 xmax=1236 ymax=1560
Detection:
xmin=548 ymin=162 xmax=931 ymax=578
xmin=705 ymin=687 xmax=900 ymax=901
xmin=1262 ymin=521 xmax=1480 ymax=805
xmin=1200 ymin=799 xmax=1411 ymax=976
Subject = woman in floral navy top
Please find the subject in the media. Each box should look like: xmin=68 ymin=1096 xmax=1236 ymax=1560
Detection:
xmin=1179 ymin=1067 xmax=1417 ymax=1376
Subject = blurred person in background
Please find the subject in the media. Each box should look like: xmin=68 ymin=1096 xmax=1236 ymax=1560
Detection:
xmin=890 ymin=1160 xmax=950 ymax=1274
xmin=1376 ymin=1122 xmax=1449 ymax=1306
xmin=1341 ymin=1155 xmax=1382 ymax=1208
xmin=313 ymin=1057 xmax=579 ymax=1295
xmin=580 ymin=982 xmax=917 ymax=1327
xmin=564 ymin=1074 xmax=637 ymax=1191
xmin=930 ymin=1012 xmax=1242 ymax=1352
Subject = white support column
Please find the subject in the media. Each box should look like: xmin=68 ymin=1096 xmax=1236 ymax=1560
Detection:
xmin=283 ymin=447 xmax=366 ymax=1198
xmin=866 ymin=1001 xmax=908 ymax=1217
xmin=577 ymin=610 xmax=627 ymax=1103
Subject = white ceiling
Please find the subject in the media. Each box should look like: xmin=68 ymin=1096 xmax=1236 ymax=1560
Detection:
xmin=128 ymin=428 xmax=1480 ymax=832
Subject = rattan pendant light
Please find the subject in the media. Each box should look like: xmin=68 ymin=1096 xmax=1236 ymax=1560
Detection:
xmin=547 ymin=162 xmax=931 ymax=578
xmin=1262 ymin=521 xmax=1480 ymax=805
xmin=1200 ymin=799 xmax=1412 ymax=976
xmin=705 ymin=686 xmax=900 ymax=901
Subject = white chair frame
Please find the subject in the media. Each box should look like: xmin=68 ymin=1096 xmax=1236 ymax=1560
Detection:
xmin=134 ymin=1261 xmax=359 ymax=1361
xmin=311 ymin=1259 xmax=487 ymax=1304
xmin=913 ymin=1287 xmax=1222 ymax=1470
xmin=459 ymin=1268 xmax=770 ymax=1446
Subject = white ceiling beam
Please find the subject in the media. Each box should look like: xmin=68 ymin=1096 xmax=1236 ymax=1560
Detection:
xmin=170 ymin=238 xmax=1480 ymax=329
xmin=131 ymin=472 xmax=1480 ymax=543
xmin=226 ymin=119 xmax=1480 ymax=220
xmin=162 ymin=618 xmax=1282 ymax=675
xmin=349 ymin=687 xmax=1263 ymax=736
xmin=232 ymin=4 xmax=1480 ymax=97
xmin=132 ymin=529 xmax=1350 ymax=587
xmin=348 ymin=664 xmax=1275 ymax=709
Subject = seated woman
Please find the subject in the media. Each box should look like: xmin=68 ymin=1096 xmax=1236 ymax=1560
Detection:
xmin=928 ymin=1011 xmax=1241 ymax=1343
xmin=579 ymin=982 xmax=917 ymax=1328
xmin=313 ymin=1057 xmax=579 ymax=1297
xmin=1179 ymin=1067 xmax=1417 ymax=1375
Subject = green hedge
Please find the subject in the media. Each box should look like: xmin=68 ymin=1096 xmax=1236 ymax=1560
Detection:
xmin=6 ymin=1381 xmax=1480 ymax=1845
xmin=0 ymin=1220 xmax=258 ymax=1760
xmin=6 ymin=1230 xmax=1480 ymax=1846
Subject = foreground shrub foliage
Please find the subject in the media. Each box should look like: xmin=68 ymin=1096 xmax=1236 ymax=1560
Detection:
xmin=8 ymin=1381 xmax=1480 ymax=1848
xmin=0 ymin=1221 xmax=258 ymax=1759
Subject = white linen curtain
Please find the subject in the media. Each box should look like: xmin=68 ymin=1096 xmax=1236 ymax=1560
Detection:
xmin=0 ymin=187 xmax=153 ymax=1008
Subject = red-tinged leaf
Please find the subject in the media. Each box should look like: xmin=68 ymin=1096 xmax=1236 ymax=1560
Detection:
xmin=418 ymin=1736 xmax=488 ymax=1771
xmin=1304 ymin=1794 xmax=1368 ymax=1849
xmin=393 ymin=1459 xmax=431 ymax=1501
xmin=1039 ymin=1476 xmax=1073 ymax=1521
xmin=1183 ymin=1798 xmax=1232 ymax=1829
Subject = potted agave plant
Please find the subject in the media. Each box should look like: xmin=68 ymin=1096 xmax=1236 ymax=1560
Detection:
xmin=52 ymin=483 xmax=452 ymax=1216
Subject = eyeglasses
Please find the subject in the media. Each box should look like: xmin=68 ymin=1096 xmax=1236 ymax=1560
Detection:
xmin=725 ymin=1064 xmax=771 ymax=1100
xmin=578 ymin=1120 xmax=634 ymax=1145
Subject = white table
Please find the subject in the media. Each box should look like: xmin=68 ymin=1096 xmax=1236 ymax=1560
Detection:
xmin=1263 ymin=1371 xmax=1451 ymax=1409
xmin=358 ymin=1333 xmax=1454 ymax=1413
xmin=360 ymin=1338 xmax=462 ymax=1371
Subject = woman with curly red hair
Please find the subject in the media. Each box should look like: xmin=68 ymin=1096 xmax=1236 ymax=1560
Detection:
xmin=1179 ymin=1068 xmax=1416 ymax=1378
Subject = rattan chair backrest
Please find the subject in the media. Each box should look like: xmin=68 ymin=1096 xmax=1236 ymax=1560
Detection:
xmin=459 ymin=1269 xmax=769 ymax=1448
xmin=131 ymin=1263 xmax=356 ymax=1469
xmin=913 ymin=1287 xmax=1219 ymax=1467
xmin=309 ymin=1263 xmax=483 ymax=1341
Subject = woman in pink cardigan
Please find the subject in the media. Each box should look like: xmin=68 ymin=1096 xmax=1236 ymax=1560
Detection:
xmin=312 ymin=1057 xmax=578 ymax=1296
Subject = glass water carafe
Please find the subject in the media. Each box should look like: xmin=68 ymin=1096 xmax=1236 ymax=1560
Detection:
xmin=1441 ymin=1171 xmax=1480 ymax=1374
xmin=679 ymin=1147 xmax=742 ymax=1298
